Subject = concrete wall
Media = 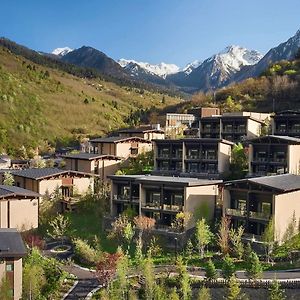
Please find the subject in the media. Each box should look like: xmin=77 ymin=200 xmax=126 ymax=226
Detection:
xmin=247 ymin=119 xmax=261 ymax=139
xmin=185 ymin=184 xmax=218 ymax=229
xmin=39 ymin=178 xmax=62 ymax=195
xmin=274 ymin=190 xmax=300 ymax=242
xmin=288 ymin=145 xmax=300 ymax=174
xmin=99 ymin=160 xmax=121 ymax=181
xmin=73 ymin=177 xmax=93 ymax=194
xmin=116 ymin=143 xmax=131 ymax=157
xmin=218 ymin=142 xmax=232 ymax=173
xmin=0 ymin=198 xmax=38 ymax=230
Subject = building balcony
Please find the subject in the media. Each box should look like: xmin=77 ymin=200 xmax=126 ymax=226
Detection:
xmin=162 ymin=204 xmax=182 ymax=212
xmin=157 ymin=154 xmax=170 ymax=159
xmin=186 ymin=155 xmax=200 ymax=160
xmin=142 ymin=203 xmax=161 ymax=210
xmin=113 ymin=195 xmax=139 ymax=203
xmin=249 ymin=211 xmax=271 ymax=221
xmin=226 ymin=208 xmax=247 ymax=217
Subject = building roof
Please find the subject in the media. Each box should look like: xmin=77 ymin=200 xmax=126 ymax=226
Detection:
xmin=89 ymin=136 xmax=151 ymax=144
xmin=12 ymin=168 xmax=95 ymax=180
xmin=153 ymin=138 xmax=234 ymax=146
xmin=0 ymin=185 xmax=40 ymax=199
xmin=108 ymin=174 xmax=221 ymax=187
xmin=246 ymin=135 xmax=300 ymax=145
xmin=63 ymin=153 xmax=122 ymax=161
xmin=117 ymin=125 xmax=164 ymax=134
xmin=0 ymin=229 xmax=27 ymax=258
xmin=226 ymin=174 xmax=300 ymax=193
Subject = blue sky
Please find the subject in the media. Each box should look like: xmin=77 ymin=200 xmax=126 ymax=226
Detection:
xmin=1 ymin=0 xmax=299 ymax=67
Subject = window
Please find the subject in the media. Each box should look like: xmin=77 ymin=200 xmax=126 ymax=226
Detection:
xmin=188 ymin=149 xmax=198 ymax=159
xmin=131 ymin=148 xmax=138 ymax=155
xmin=261 ymin=202 xmax=271 ymax=215
xmin=6 ymin=263 xmax=13 ymax=272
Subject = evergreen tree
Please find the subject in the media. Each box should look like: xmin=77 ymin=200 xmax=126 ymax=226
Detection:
xmin=176 ymin=257 xmax=192 ymax=300
xmin=222 ymin=254 xmax=235 ymax=280
xmin=205 ymin=259 xmax=217 ymax=281
xmin=197 ymin=286 xmax=212 ymax=300
xmin=225 ymin=275 xmax=244 ymax=300
xmin=243 ymin=243 xmax=252 ymax=262
xmin=169 ymin=288 xmax=180 ymax=300
xmin=245 ymin=251 xmax=263 ymax=280
xmin=262 ymin=218 xmax=275 ymax=263
xmin=269 ymin=280 xmax=286 ymax=300
xmin=185 ymin=239 xmax=194 ymax=261
xmin=143 ymin=256 xmax=155 ymax=300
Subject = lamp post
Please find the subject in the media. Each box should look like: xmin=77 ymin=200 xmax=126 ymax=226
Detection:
xmin=174 ymin=237 xmax=178 ymax=262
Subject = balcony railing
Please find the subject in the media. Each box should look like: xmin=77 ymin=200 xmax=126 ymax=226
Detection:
xmin=157 ymin=153 xmax=170 ymax=159
xmin=142 ymin=203 xmax=161 ymax=210
xmin=249 ymin=211 xmax=271 ymax=221
xmin=162 ymin=204 xmax=182 ymax=211
xmin=113 ymin=195 xmax=139 ymax=202
xmin=226 ymin=208 xmax=247 ymax=217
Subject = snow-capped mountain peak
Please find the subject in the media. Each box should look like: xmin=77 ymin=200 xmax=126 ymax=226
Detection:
xmin=52 ymin=47 xmax=73 ymax=56
xmin=182 ymin=60 xmax=202 ymax=75
xmin=118 ymin=59 xmax=180 ymax=78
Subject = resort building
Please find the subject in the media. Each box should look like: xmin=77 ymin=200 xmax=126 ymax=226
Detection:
xmin=9 ymin=168 xmax=94 ymax=197
xmin=116 ymin=124 xmax=165 ymax=141
xmin=271 ymin=110 xmax=300 ymax=138
xmin=153 ymin=138 xmax=233 ymax=179
xmin=63 ymin=153 xmax=122 ymax=181
xmin=89 ymin=136 xmax=152 ymax=158
xmin=0 ymin=228 xmax=26 ymax=300
xmin=247 ymin=135 xmax=300 ymax=177
xmin=109 ymin=175 xmax=221 ymax=234
xmin=222 ymin=174 xmax=300 ymax=242
xmin=0 ymin=185 xmax=40 ymax=231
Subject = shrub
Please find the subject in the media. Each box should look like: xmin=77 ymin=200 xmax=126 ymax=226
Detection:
xmin=73 ymin=238 xmax=101 ymax=266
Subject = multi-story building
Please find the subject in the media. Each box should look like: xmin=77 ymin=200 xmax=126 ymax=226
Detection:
xmin=194 ymin=112 xmax=270 ymax=142
xmin=153 ymin=138 xmax=233 ymax=179
xmin=0 ymin=185 xmax=40 ymax=231
xmin=0 ymin=228 xmax=26 ymax=300
xmin=63 ymin=153 xmax=122 ymax=181
xmin=116 ymin=124 xmax=165 ymax=141
xmin=222 ymin=174 xmax=300 ymax=242
xmin=247 ymin=135 xmax=300 ymax=177
xmin=89 ymin=136 xmax=152 ymax=158
xmin=109 ymin=175 xmax=221 ymax=233
xmin=271 ymin=110 xmax=300 ymax=138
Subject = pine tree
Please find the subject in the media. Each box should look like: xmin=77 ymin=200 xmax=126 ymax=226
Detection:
xmin=245 ymin=251 xmax=263 ymax=280
xmin=222 ymin=254 xmax=235 ymax=280
xmin=185 ymin=239 xmax=194 ymax=261
xmin=205 ymin=259 xmax=217 ymax=281
xmin=176 ymin=257 xmax=192 ymax=300
xmin=225 ymin=275 xmax=243 ymax=300
xmin=197 ymin=286 xmax=212 ymax=300
xmin=269 ymin=280 xmax=286 ymax=300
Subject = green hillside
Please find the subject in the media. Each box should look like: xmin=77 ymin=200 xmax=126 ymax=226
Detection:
xmin=0 ymin=47 xmax=180 ymax=157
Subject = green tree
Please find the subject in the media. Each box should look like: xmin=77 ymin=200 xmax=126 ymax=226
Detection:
xmin=245 ymin=251 xmax=263 ymax=280
xmin=23 ymin=264 xmax=46 ymax=299
xmin=269 ymin=280 xmax=286 ymax=300
xmin=218 ymin=217 xmax=231 ymax=255
xmin=177 ymin=256 xmax=192 ymax=300
xmin=222 ymin=254 xmax=235 ymax=280
xmin=3 ymin=172 xmax=14 ymax=186
xmin=229 ymin=143 xmax=248 ymax=179
xmin=205 ymin=259 xmax=217 ymax=281
xmin=47 ymin=214 xmax=70 ymax=245
xmin=197 ymin=286 xmax=212 ymax=300
xmin=225 ymin=275 xmax=244 ymax=300
xmin=262 ymin=218 xmax=275 ymax=263
xmin=229 ymin=226 xmax=244 ymax=259
xmin=169 ymin=288 xmax=180 ymax=300
xmin=185 ymin=239 xmax=194 ymax=261
xmin=282 ymin=211 xmax=297 ymax=242
xmin=195 ymin=218 xmax=213 ymax=258
xmin=0 ymin=277 xmax=12 ymax=300
xmin=143 ymin=256 xmax=155 ymax=300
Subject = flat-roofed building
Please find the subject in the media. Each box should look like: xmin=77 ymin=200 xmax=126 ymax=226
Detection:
xmin=109 ymin=175 xmax=221 ymax=235
xmin=271 ymin=110 xmax=300 ymax=138
xmin=222 ymin=174 xmax=300 ymax=242
xmin=153 ymin=138 xmax=233 ymax=179
xmin=0 ymin=228 xmax=27 ymax=300
xmin=247 ymin=135 xmax=300 ymax=177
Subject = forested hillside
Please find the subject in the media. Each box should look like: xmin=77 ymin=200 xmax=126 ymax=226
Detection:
xmin=0 ymin=46 xmax=180 ymax=157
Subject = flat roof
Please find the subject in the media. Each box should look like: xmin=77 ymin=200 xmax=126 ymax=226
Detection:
xmin=225 ymin=174 xmax=300 ymax=193
xmin=89 ymin=136 xmax=151 ymax=143
xmin=12 ymin=168 xmax=96 ymax=180
xmin=108 ymin=174 xmax=221 ymax=186
xmin=246 ymin=135 xmax=300 ymax=144
xmin=0 ymin=229 xmax=27 ymax=258
xmin=0 ymin=185 xmax=40 ymax=199
xmin=153 ymin=138 xmax=234 ymax=146
xmin=117 ymin=125 xmax=164 ymax=134
xmin=63 ymin=153 xmax=122 ymax=161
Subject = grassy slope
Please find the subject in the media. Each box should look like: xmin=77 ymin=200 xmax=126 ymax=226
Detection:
xmin=0 ymin=47 xmax=180 ymax=155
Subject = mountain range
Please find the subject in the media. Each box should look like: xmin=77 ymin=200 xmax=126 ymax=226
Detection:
xmin=51 ymin=29 xmax=300 ymax=93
